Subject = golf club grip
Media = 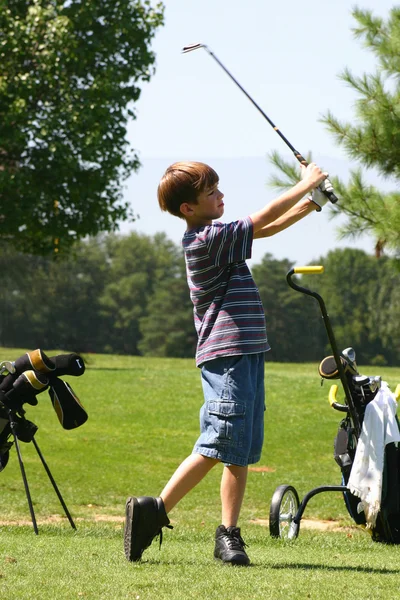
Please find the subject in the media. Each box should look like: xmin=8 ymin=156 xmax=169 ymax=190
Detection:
xmin=294 ymin=152 xmax=338 ymax=204
xmin=322 ymin=188 xmax=338 ymax=204
xmin=294 ymin=152 xmax=308 ymax=166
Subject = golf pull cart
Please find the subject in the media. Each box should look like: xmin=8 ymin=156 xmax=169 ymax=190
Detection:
xmin=269 ymin=266 xmax=400 ymax=542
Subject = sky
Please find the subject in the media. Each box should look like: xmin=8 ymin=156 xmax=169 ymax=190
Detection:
xmin=119 ymin=0 xmax=396 ymax=267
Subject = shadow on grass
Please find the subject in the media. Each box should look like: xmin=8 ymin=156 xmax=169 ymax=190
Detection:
xmin=125 ymin=559 xmax=400 ymax=574
xmin=268 ymin=563 xmax=400 ymax=574
xmin=86 ymin=367 xmax=144 ymax=371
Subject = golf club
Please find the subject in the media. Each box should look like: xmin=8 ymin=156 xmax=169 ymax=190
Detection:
xmin=182 ymin=43 xmax=338 ymax=204
xmin=0 ymin=361 xmax=15 ymax=376
xmin=342 ymin=347 xmax=358 ymax=375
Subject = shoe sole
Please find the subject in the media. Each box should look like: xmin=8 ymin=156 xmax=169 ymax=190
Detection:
xmin=214 ymin=554 xmax=250 ymax=566
xmin=124 ymin=497 xmax=141 ymax=561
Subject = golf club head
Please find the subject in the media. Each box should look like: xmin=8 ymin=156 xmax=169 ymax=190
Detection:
xmin=341 ymin=347 xmax=358 ymax=375
xmin=368 ymin=376 xmax=382 ymax=394
xmin=0 ymin=361 xmax=15 ymax=376
xmin=182 ymin=43 xmax=207 ymax=53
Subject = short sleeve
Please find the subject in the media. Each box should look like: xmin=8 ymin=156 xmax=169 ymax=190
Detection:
xmin=201 ymin=217 xmax=253 ymax=266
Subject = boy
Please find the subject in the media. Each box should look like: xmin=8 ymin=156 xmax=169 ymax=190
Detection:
xmin=124 ymin=160 xmax=330 ymax=565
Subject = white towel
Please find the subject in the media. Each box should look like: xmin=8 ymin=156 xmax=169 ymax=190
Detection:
xmin=347 ymin=381 xmax=400 ymax=528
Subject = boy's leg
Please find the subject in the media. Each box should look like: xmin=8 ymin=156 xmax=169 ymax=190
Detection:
xmin=198 ymin=354 xmax=264 ymax=566
xmin=220 ymin=464 xmax=248 ymax=527
xmin=214 ymin=464 xmax=250 ymax=566
xmin=124 ymin=453 xmax=218 ymax=561
xmin=161 ymin=454 xmax=219 ymax=513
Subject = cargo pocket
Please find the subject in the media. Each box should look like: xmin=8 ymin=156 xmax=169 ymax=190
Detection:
xmin=207 ymin=401 xmax=246 ymax=447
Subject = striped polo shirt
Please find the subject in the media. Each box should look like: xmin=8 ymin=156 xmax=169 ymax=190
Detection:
xmin=182 ymin=217 xmax=270 ymax=367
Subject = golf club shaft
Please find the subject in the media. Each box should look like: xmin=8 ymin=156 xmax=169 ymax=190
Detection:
xmin=182 ymin=44 xmax=338 ymax=204
xmin=205 ymin=49 xmax=305 ymax=159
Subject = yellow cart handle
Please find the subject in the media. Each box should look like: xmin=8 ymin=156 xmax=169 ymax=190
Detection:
xmin=328 ymin=384 xmax=349 ymax=413
xmin=395 ymin=384 xmax=400 ymax=402
xmin=293 ymin=266 xmax=324 ymax=275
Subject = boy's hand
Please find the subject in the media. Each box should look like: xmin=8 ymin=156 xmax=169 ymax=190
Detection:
xmin=308 ymin=178 xmax=335 ymax=211
xmin=300 ymin=163 xmax=328 ymax=189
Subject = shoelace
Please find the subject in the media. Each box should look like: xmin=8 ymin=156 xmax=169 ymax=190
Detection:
xmin=157 ymin=523 xmax=173 ymax=550
xmin=224 ymin=527 xmax=248 ymax=550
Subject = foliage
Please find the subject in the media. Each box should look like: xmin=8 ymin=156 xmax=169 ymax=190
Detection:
xmin=252 ymin=254 xmax=323 ymax=362
xmin=0 ymin=232 xmax=196 ymax=357
xmin=321 ymin=7 xmax=400 ymax=255
xmin=138 ymin=259 xmax=197 ymax=358
xmin=268 ymin=8 xmax=400 ymax=257
xmin=0 ymin=0 xmax=164 ymax=254
xmin=0 ymin=235 xmax=398 ymax=364
xmin=300 ymin=248 xmax=400 ymax=365
xmin=0 ymin=236 xmax=109 ymax=350
xmin=99 ymin=232 xmax=185 ymax=355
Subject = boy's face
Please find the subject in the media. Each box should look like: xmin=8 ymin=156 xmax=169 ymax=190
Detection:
xmin=181 ymin=182 xmax=224 ymax=225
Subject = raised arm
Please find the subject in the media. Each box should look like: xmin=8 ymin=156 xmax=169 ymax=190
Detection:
xmin=249 ymin=163 xmax=327 ymax=234
xmin=253 ymin=197 xmax=316 ymax=239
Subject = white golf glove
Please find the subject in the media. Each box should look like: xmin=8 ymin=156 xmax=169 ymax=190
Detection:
xmin=309 ymin=177 xmax=335 ymax=212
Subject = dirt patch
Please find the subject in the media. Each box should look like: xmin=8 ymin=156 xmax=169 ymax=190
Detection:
xmin=0 ymin=514 xmax=353 ymax=531
xmin=0 ymin=514 xmax=125 ymax=526
xmin=251 ymin=518 xmax=354 ymax=532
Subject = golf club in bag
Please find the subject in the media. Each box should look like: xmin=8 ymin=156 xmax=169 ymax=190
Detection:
xmin=0 ymin=349 xmax=88 ymax=533
xmin=269 ymin=266 xmax=400 ymax=542
xmin=182 ymin=43 xmax=338 ymax=205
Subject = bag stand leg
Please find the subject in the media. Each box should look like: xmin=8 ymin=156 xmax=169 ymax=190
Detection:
xmin=31 ymin=436 xmax=76 ymax=530
xmin=9 ymin=420 xmax=39 ymax=534
xmin=8 ymin=412 xmax=76 ymax=534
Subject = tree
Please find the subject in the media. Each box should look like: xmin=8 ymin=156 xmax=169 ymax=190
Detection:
xmin=302 ymin=248 xmax=400 ymax=365
xmin=0 ymin=237 xmax=110 ymax=350
xmin=138 ymin=260 xmax=197 ymax=358
xmin=252 ymin=248 xmax=400 ymax=366
xmin=302 ymin=248 xmax=377 ymax=362
xmin=321 ymin=7 xmax=400 ymax=257
xmin=99 ymin=232 xmax=182 ymax=355
xmin=363 ymin=255 xmax=400 ymax=365
xmin=1 ymin=238 xmax=398 ymax=364
xmin=269 ymin=7 xmax=400 ymax=257
xmin=0 ymin=0 xmax=164 ymax=254
xmin=252 ymin=254 xmax=323 ymax=362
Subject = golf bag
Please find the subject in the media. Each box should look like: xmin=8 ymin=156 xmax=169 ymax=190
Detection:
xmin=0 ymin=349 xmax=88 ymax=471
xmin=320 ymin=354 xmax=400 ymax=543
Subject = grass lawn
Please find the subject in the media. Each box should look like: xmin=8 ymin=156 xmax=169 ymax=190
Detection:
xmin=0 ymin=347 xmax=399 ymax=599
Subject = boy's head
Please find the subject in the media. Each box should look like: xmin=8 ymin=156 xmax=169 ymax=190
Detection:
xmin=157 ymin=161 xmax=219 ymax=219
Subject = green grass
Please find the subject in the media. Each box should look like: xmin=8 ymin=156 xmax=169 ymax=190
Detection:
xmin=0 ymin=347 xmax=400 ymax=599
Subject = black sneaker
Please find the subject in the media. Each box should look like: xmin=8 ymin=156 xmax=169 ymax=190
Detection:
xmin=214 ymin=525 xmax=250 ymax=566
xmin=124 ymin=496 xmax=172 ymax=562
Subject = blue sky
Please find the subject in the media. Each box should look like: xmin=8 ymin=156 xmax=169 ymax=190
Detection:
xmin=119 ymin=0 xmax=396 ymax=266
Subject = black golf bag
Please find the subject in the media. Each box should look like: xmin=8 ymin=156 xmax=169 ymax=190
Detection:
xmin=320 ymin=353 xmax=400 ymax=543
xmin=0 ymin=348 xmax=88 ymax=533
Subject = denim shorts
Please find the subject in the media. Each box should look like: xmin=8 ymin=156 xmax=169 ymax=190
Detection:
xmin=193 ymin=353 xmax=266 ymax=467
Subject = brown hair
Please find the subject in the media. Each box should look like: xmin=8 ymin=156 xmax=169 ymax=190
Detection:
xmin=157 ymin=161 xmax=219 ymax=219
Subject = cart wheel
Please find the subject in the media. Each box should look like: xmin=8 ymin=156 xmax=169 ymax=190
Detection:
xmin=269 ymin=484 xmax=300 ymax=540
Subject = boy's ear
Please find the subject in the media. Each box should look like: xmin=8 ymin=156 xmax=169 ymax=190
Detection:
xmin=180 ymin=202 xmax=195 ymax=217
